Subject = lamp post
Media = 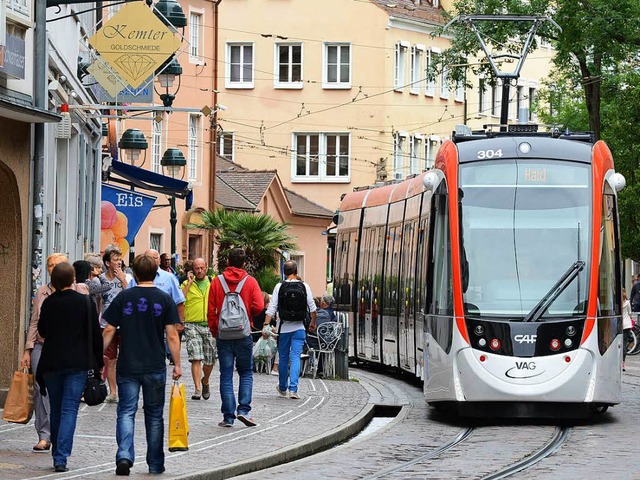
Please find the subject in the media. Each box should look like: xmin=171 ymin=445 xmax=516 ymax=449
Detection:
xmin=118 ymin=128 xmax=148 ymax=165
xmin=155 ymin=57 xmax=182 ymax=108
xmin=161 ymin=148 xmax=186 ymax=270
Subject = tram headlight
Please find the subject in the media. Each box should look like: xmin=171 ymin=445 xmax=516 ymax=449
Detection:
xmin=566 ymin=326 xmax=576 ymax=337
xmin=518 ymin=142 xmax=532 ymax=154
xmin=564 ymin=338 xmax=573 ymax=348
xmin=489 ymin=338 xmax=501 ymax=351
xmin=478 ymin=338 xmax=487 ymax=347
xmin=474 ymin=325 xmax=484 ymax=336
xmin=550 ymin=339 xmax=561 ymax=351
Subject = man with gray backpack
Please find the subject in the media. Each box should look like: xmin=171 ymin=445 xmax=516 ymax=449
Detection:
xmin=207 ymin=248 xmax=264 ymax=427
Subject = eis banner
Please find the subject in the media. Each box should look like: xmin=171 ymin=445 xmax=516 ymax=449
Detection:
xmin=101 ymin=184 xmax=156 ymax=257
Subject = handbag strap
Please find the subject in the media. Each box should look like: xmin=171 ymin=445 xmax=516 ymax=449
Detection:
xmin=85 ymin=295 xmax=96 ymax=375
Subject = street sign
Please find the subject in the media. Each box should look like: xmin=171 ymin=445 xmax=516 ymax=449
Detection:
xmin=88 ymin=2 xmax=181 ymax=89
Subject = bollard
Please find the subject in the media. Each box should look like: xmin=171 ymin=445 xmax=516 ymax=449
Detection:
xmin=334 ymin=324 xmax=349 ymax=379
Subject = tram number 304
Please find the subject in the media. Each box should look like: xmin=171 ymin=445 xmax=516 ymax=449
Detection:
xmin=476 ymin=148 xmax=504 ymax=159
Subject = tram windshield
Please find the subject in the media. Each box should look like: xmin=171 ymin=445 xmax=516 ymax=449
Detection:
xmin=459 ymin=159 xmax=591 ymax=320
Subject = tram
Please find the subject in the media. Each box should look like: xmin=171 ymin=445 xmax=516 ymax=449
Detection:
xmin=333 ymin=125 xmax=625 ymax=416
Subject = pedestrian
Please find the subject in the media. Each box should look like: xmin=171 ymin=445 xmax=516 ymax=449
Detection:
xmin=129 ymin=249 xmax=185 ymax=364
xmin=631 ymin=276 xmax=640 ymax=313
xmin=99 ymin=247 xmax=130 ymax=403
xmin=102 ymin=253 xmax=182 ymax=476
xmin=623 ymin=288 xmax=633 ymax=371
xmin=36 ymin=262 xmax=103 ymax=472
xmin=21 ymin=253 xmax=89 ymax=454
xmin=265 ymin=260 xmax=317 ymax=399
xmin=73 ymin=260 xmax=111 ymax=313
xmin=180 ymin=257 xmax=216 ymax=400
xmin=160 ymin=252 xmax=177 ymax=275
xmin=208 ymin=247 xmax=264 ymax=427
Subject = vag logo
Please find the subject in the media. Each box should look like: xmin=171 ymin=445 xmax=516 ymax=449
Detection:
xmin=515 ymin=361 xmax=536 ymax=370
xmin=514 ymin=334 xmax=537 ymax=344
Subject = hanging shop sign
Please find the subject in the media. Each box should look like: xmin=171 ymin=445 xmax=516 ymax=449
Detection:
xmin=0 ymin=33 xmax=25 ymax=79
xmin=88 ymin=1 xmax=181 ymax=89
xmin=100 ymin=184 xmax=156 ymax=257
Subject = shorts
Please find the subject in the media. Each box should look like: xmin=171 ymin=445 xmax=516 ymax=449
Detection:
xmin=104 ymin=330 xmax=121 ymax=360
xmin=184 ymin=323 xmax=216 ymax=366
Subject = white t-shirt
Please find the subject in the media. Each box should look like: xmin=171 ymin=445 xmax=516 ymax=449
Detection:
xmin=267 ymin=279 xmax=316 ymax=334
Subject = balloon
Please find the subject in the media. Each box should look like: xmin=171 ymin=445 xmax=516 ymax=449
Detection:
xmin=101 ymin=201 xmax=118 ymax=229
xmin=100 ymin=229 xmax=116 ymax=252
xmin=116 ymin=237 xmax=130 ymax=259
xmin=112 ymin=211 xmax=128 ymax=238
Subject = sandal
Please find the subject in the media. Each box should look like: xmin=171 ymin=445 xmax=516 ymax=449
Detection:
xmin=33 ymin=440 xmax=51 ymax=452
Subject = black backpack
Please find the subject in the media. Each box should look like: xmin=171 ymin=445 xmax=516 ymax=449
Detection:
xmin=278 ymin=281 xmax=308 ymax=322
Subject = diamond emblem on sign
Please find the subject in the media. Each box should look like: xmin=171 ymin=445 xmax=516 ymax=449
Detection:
xmin=114 ymin=54 xmax=156 ymax=81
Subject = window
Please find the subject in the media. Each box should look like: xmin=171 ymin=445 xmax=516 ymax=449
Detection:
xmin=516 ymin=85 xmax=525 ymax=121
xmin=528 ymin=86 xmax=537 ymax=121
xmin=394 ymin=42 xmax=408 ymax=91
xmin=293 ymin=132 xmax=350 ymax=182
xmin=478 ymin=78 xmax=488 ymax=115
xmin=491 ymin=83 xmax=501 ymax=117
xmin=217 ymin=131 xmax=234 ymax=162
xmin=410 ymin=45 xmax=424 ymax=94
xmin=290 ymin=253 xmax=305 ymax=278
xmin=426 ymin=50 xmax=439 ymax=97
xmin=226 ymin=43 xmax=254 ymax=88
xmin=440 ymin=64 xmax=449 ymax=99
xmin=410 ymin=135 xmax=424 ymax=174
xmin=189 ymin=12 xmax=203 ymax=62
xmin=393 ymin=132 xmax=408 ymax=180
xmin=188 ymin=114 xmax=200 ymax=180
xmin=7 ymin=0 xmax=30 ymax=17
xmin=151 ymin=120 xmax=162 ymax=174
xmin=323 ymin=43 xmax=351 ymax=89
xmin=425 ymin=136 xmax=438 ymax=169
xmin=150 ymin=233 xmax=163 ymax=252
xmin=275 ymin=43 xmax=303 ymax=88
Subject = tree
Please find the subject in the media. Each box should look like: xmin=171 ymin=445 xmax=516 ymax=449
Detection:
xmin=438 ymin=0 xmax=640 ymax=140
xmin=188 ymin=209 xmax=297 ymax=280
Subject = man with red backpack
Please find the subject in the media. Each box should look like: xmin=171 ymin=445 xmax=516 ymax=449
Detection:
xmin=208 ymin=248 xmax=264 ymax=428
xmin=265 ymin=260 xmax=317 ymax=399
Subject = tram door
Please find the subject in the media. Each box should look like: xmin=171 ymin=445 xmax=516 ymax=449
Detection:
xmin=383 ymin=202 xmax=404 ymax=367
xmin=399 ymin=196 xmax=420 ymax=373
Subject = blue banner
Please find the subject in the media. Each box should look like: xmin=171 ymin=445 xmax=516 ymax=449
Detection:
xmin=101 ymin=184 xmax=156 ymax=256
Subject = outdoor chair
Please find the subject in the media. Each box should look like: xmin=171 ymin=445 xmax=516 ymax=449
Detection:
xmin=306 ymin=321 xmax=343 ymax=379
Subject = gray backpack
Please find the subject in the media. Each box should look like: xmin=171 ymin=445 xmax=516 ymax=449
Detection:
xmin=217 ymin=275 xmax=251 ymax=340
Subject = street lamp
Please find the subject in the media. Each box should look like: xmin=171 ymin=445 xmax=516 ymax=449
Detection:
xmin=154 ymin=0 xmax=187 ymax=31
xmin=118 ymin=128 xmax=148 ymax=164
xmin=161 ymin=148 xmax=186 ymax=269
xmin=155 ymin=57 xmax=182 ymax=108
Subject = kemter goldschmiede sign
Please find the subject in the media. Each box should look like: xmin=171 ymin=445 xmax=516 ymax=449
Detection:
xmin=88 ymin=2 xmax=181 ymax=89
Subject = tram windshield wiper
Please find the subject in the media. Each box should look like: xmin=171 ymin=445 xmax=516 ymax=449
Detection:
xmin=522 ymin=261 xmax=585 ymax=323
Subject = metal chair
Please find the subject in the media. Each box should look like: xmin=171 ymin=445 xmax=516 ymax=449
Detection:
xmin=306 ymin=321 xmax=343 ymax=379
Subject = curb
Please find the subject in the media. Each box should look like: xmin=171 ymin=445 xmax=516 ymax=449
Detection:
xmin=175 ymin=403 xmax=376 ymax=480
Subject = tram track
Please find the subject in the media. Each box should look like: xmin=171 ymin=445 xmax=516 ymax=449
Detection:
xmin=481 ymin=426 xmax=572 ymax=480
xmin=362 ymin=427 xmax=476 ymax=479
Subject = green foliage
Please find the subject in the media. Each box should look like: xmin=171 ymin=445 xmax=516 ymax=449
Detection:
xmin=187 ymin=209 xmax=297 ymax=276
xmin=253 ymin=268 xmax=281 ymax=295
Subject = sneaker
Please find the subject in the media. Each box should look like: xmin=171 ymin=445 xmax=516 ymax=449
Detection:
xmin=115 ymin=459 xmax=131 ymax=476
xmin=218 ymin=421 xmax=233 ymax=428
xmin=54 ymin=465 xmax=68 ymax=473
xmin=237 ymin=414 xmax=257 ymax=427
xmin=106 ymin=394 xmax=118 ymax=404
xmin=192 ymin=390 xmax=201 ymax=400
xmin=276 ymin=386 xmax=287 ymax=397
xmin=202 ymin=380 xmax=210 ymax=400
xmin=289 ymin=391 xmax=300 ymax=399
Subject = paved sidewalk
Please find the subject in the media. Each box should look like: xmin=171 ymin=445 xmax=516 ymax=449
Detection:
xmin=0 ymin=345 xmax=371 ymax=480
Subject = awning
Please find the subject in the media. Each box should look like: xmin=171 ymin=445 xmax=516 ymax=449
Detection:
xmin=0 ymin=97 xmax=62 ymax=123
xmin=107 ymin=160 xmax=193 ymax=209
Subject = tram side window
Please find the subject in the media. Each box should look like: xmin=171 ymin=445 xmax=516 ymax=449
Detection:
xmin=416 ymin=213 xmax=429 ymax=314
xmin=430 ymin=190 xmax=453 ymax=316
xmin=598 ymin=191 xmax=621 ymax=317
xmin=335 ymin=234 xmax=352 ymax=308
xmin=384 ymin=226 xmax=401 ymax=316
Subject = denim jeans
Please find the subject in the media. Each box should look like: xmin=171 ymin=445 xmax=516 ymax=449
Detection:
xmin=217 ymin=335 xmax=254 ymax=424
xmin=116 ymin=370 xmax=166 ymax=473
xmin=43 ymin=369 xmax=86 ymax=467
xmin=278 ymin=329 xmax=306 ymax=393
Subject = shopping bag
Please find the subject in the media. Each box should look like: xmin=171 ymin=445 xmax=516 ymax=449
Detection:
xmin=168 ymin=382 xmax=188 ymax=451
xmin=2 ymin=369 xmax=34 ymax=424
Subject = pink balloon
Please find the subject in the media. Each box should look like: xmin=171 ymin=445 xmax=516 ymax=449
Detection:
xmin=101 ymin=201 xmax=118 ymax=229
